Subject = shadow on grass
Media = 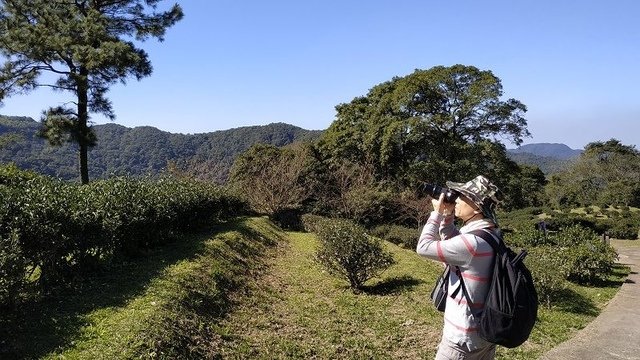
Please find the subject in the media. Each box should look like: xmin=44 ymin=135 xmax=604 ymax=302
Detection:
xmin=362 ymin=275 xmax=424 ymax=296
xmin=550 ymin=288 xmax=599 ymax=316
xmin=0 ymin=223 xmax=234 ymax=360
xmin=586 ymin=263 xmax=631 ymax=288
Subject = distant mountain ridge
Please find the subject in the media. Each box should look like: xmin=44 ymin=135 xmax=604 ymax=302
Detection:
xmin=507 ymin=143 xmax=582 ymax=174
xmin=0 ymin=115 xmax=323 ymax=182
xmin=1 ymin=115 xmax=584 ymax=179
xmin=508 ymin=143 xmax=583 ymax=160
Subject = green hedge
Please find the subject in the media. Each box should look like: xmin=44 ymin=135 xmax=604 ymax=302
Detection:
xmin=499 ymin=206 xmax=640 ymax=240
xmin=370 ymin=224 xmax=419 ymax=249
xmin=0 ymin=165 xmax=246 ymax=307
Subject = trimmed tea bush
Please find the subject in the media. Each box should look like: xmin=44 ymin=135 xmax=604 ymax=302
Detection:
xmin=607 ymin=216 xmax=640 ymax=239
xmin=370 ymin=224 xmax=419 ymax=249
xmin=0 ymin=165 xmax=246 ymax=307
xmin=0 ymin=229 xmax=26 ymax=308
xmin=505 ymin=220 xmax=618 ymax=288
xmin=300 ymin=213 xmax=327 ymax=233
xmin=315 ymin=219 xmax=395 ymax=292
xmin=563 ymin=243 xmax=618 ymax=284
xmin=506 ymin=226 xmax=555 ymax=248
xmin=525 ymin=246 xmax=568 ymax=308
xmin=546 ymin=225 xmax=618 ymax=285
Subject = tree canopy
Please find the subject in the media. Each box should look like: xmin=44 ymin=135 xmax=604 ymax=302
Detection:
xmin=547 ymin=139 xmax=640 ymax=207
xmin=0 ymin=0 xmax=183 ymax=183
xmin=318 ymin=64 xmax=530 ymax=186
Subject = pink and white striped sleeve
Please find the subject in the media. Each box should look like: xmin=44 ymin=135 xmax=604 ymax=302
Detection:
xmin=416 ymin=212 xmax=472 ymax=267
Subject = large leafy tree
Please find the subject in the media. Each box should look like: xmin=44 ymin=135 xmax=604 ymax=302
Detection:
xmin=547 ymin=139 xmax=640 ymax=207
xmin=319 ymin=65 xmax=530 ymax=186
xmin=0 ymin=0 xmax=183 ymax=183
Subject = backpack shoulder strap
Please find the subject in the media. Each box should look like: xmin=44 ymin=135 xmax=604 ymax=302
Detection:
xmin=450 ymin=265 xmax=473 ymax=305
xmin=469 ymin=228 xmax=504 ymax=253
xmin=450 ymin=229 xmax=501 ymax=307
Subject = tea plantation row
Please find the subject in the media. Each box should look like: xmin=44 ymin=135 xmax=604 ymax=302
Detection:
xmin=0 ymin=164 xmax=246 ymax=307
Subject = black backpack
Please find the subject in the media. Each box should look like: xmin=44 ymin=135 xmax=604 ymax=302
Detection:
xmin=458 ymin=229 xmax=538 ymax=348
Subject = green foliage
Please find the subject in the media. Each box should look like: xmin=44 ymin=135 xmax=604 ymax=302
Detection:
xmin=319 ymin=65 xmax=529 ymax=181
xmin=525 ymin=247 xmax=568 ymax=308
xmin=552 ymin=225 xmax=619 ymax=283
xmin=542 ymin=213 xmax=609 ymax=234
xmin=0 ymin=167 xmax=245 ymax=307
xmin=0 ymin=132 xmax=22 ymax=149
xmin=314 ymin=219 xmax=395 ymax=292
xmin=300 ymin=213 xmax=328 ymax=233
xmin=316 ymin=65 xmax=544 ymax=211
xmin=497 ymin=206 xmax=546 ymax=233
xmin=506 ymin=223 xmax=618 ymax=286
xmin=0 ymin=1 xmax=184 ymax=183
xmin=0 ymin=162 xmax=40 ymax=184
xmin=0 ymin=217 xmax=630 ymax=359
xmin=563 ymin=243 xmax=618 ymax=284
xmin=0 ymin=228 xmax=26 ymax=308
xmin=553 ymin=225 xmax=599 ymax=247
xmin=506 ymin=226 xmax=555 ymax=248
xmin=370 ymin=224 xmax=419 ymax=249
xmin=507 ymin=151 xmax=575 ymax=175
xmin=0 ymin=116 xmax=323 ymax=183
xmin=546 ymin=139 xmax=640 ymax=208
xmin=605 ymin=216 xmax=640 ymax=240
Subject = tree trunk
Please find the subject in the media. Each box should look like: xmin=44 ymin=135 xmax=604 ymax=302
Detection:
xmin=78 ymin=67 xmax=90 ymax=185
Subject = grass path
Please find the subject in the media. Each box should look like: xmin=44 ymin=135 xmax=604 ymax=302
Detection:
xmin=215 ymin=228 xmax=629 ymax=359
xmin=216 ymin=231 xmax=442 ymax=359
xmin=1 ymin=218 xmax=628 ymax=359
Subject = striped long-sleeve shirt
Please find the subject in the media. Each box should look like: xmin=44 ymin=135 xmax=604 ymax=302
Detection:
xmin=416 ymin=211 xmax=498 ymax=351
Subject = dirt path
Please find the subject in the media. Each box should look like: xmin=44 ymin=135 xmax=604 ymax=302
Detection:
xmin=540 ymin=240 xmax=640 ymax=360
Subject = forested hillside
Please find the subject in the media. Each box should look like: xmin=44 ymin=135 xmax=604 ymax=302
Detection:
xmin=506 ymin=152 xmax=574 ymax=174
xmin=0 ymin=115 xmax=322 ymax=182
xmin=509 ymin=143 xmax=583 ymax=159
xmin=507 ymin=143 xmax=582 ymax=174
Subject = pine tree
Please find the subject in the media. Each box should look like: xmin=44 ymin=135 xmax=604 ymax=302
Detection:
xmin=0 ymin=0 xmax=183 ymax=183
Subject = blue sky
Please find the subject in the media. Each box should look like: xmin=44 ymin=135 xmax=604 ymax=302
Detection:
xmin=1 ymin=0 xmax=639 ymax=149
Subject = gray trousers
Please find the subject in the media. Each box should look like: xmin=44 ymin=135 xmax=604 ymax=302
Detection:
xmin=435 ymin=337 xmax=496 ymax=360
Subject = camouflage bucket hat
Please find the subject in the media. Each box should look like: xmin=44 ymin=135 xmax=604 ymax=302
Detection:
xmin=446 ymin=175 xmax=503 ymax=223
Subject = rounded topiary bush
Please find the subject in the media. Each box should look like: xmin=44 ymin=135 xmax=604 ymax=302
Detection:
xmin=300 ymin=213 xmax=327 ymax=233
xmin=505 ymin=226 xmax=555 ymax=248
xmin=370 ymin=224 xmax=419 ymax=249
xmin=314 ymin=219 xmax=395 ymax=292
xmin=525 ymin=246 xmax=568 ymax=308
xmin=606 ymin=216 xmax=640 ymax=239
xmin=563 ymin=243 xmax=618 ymax=284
